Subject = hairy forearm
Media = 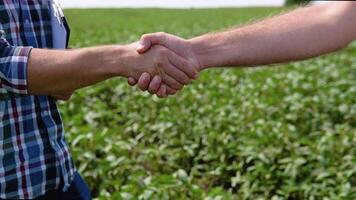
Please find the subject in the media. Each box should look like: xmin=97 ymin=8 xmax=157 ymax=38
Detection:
xmin=27 ymin=46 xmax=124 ymax=95
xmin=190 ymin=2 xmax=356 ymax=69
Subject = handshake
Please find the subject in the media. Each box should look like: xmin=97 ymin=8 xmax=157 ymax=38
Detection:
xmin=124 ymin=32 xmax=201 ymax=98
xmin=47 ymin=31 xmax=207 ymax=101
xmin=50 ymin=2 xmax=352 ymax=101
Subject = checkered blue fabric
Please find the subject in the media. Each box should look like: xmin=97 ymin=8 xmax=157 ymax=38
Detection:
xmin=0 ymin=1 xmax=75 ymax=199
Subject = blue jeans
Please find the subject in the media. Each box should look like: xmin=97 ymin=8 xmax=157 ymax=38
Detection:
xmin=36 ymin=172 xmax=92 ymax=200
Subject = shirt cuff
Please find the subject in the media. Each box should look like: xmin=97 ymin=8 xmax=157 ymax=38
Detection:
xmin=1 ymin=46 xmax=33 ymax=96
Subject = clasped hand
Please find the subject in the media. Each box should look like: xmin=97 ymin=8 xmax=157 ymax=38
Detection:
xmin=127 ymin=32 xmax=201 ymax=98
xmin=51 ymin=32 xmax=200 ymax=100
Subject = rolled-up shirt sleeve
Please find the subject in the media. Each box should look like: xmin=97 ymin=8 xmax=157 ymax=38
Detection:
xmin=0 ymin=35 xmax=32 ymax=100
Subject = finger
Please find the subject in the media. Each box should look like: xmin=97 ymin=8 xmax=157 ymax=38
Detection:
xmin=161 ymin=83 xmax=177 ymax=95
xmin=137 ymin=32 xmax=168 ymax=53
xmin=168 ymin=51 xmax=199 ymax=79
xmin=128 ymin=77 xmax=137 ymax=86
xmin=166 ymin=85 xmax=177 ymax=95
xmin=137 ymin=72 xmax=152 ymax=91
xmin=161 ymin=73 xmax=184 ymax=91
xmin=148 ymin=76 xmax=162 ymax=94
xmin=156 ymin=85 xmax=167 ymax=98
xmin=154 ymin=60 xmax=184 ymax=90
xmin=164 ymin=61 xmax=192 ymax=85
xmin=158 ymin=54 xmax=192 ymax=85
xmin=158 ymin=62 xmax=184 ymax=90
xmin=158 ymin=83 xmax=177 ymax=96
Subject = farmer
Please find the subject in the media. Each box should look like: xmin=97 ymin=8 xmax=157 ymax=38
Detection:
xmin=130 ymin=1 xmax=356 ymax=96
xmin=0 ymin=0 xmax=198 ymax=199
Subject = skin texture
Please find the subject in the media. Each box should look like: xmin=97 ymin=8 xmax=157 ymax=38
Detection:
xmin=132 ymin=1 xmax=356 ymax=97
xmin=27 ymin=43 xmax=199 ymax=98
xmin=129 ymin=33 xmax=201 ymax=96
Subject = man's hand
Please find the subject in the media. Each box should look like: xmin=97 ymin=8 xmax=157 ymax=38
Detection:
xmin=128 ymin=33 xmax=201 ymax=97
xmin=128 ymin=2 xmax=356 ymax=98
xmin=122 ymin=42 xmax=198 ymax=96
xmin=26 ymin=2 xmax=356 ymax=100
xmin=27 ymin=43 xmax=198 ymax=98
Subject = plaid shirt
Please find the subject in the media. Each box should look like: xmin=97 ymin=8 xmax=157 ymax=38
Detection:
xmin=0 ymin=1 xmax=75 ymax=199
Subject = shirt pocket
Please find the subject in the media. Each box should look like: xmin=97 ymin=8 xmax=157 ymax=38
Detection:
xmin=22 ymin=20 xmax=38 ymax=46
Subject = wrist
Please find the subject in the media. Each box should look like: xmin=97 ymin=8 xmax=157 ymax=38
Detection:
xmin=189 ymin=34 xmax=237 ymax=70
xmin=188 ymin=38 xmax=213 ymax=70
xmin=108 ymin=44 xmax=140 ymax=78
xmin=82 ymin=45 xmax=128 ymax=78
xmin=105 ymin=45 xmax=128 ymax=77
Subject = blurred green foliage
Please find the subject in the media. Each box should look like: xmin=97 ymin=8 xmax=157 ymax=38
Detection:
xmin=285 ymin=0 xmax=311 ymax=6
xmin=62 ymin=8 xmax=356 ymax=200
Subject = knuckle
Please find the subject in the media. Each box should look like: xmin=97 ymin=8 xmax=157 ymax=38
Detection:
xmin=141 ymin=34 xmax=149 ymax=40
xmin=180 ymin=76 xmax=189 ymax=84
xmin=181 ymin=60 xmax=189 ymax=67
xmin=188 ymin=62 xmax=197 ymax=70
xmin=174 ymin=83 xmax=183 ymax=90
xmin=185 ymin=77 xmax=192 ymax=85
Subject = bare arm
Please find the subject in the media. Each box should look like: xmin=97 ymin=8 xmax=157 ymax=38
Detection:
xmin=190 ymin=1 xmax=356 ymax=69
xmin=133 ymin=2 xmax=356 ymax=95
xmin=28 ymin=46 xmax=120 ymax=95
xmin=26 ymin=44 xmax=197 ymax=96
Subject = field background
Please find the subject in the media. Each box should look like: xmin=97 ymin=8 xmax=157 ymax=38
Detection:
xmin=61 ymin=8 xmax=356 ymax=199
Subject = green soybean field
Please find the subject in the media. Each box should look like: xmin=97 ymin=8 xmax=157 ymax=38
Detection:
xmin=61 ymin=8 xmax=356 ymax=200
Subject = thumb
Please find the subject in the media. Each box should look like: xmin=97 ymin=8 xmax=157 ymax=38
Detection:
xmin=136 ymin=39 xmax=151 ymax=53
xmin=136 ymin=32 xmax=167 ymax=54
